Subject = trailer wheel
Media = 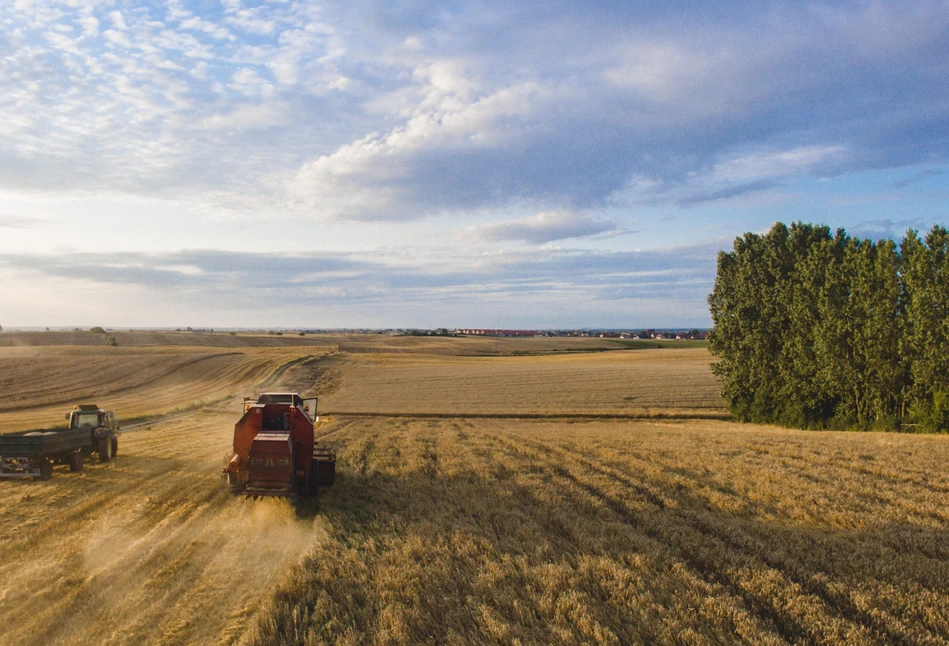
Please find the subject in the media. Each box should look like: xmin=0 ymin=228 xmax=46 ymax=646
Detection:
xmin=111 ymin=437 xmax=118 ymax=457
xmin=35 ymin=458 xmax=52 ymax=481
xmin=69 ymin=452 xmax=83 ymax=472
xmin=98 ymin=437 xmax=113 ymax=463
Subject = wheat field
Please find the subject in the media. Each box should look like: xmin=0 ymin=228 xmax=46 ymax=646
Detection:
xmin=0 ymin=346 xmax=331 ymax=432
xmin=1 ymin=334 xmax=948 ymax=644
xmin=318 ymin=348 xmax=725 ymax=417
xmin=247 ymin=416 xmax=949 ymax=645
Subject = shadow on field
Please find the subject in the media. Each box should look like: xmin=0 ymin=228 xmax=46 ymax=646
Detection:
xmin=0 ymin=453 xmax=190 ymax=490
xmin=248 ymin=450 xmax=949 ymax=645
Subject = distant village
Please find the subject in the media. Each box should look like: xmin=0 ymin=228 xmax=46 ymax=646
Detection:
xmin=0 ymin=324 xmax=709 ymax=341
xmin=416 ymin=328 xmax=709 ymax=340
xmin=258 ymin=327 xmax=710 ymax=340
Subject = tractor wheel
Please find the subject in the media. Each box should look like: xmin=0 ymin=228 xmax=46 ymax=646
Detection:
xmin=35 ymin=458 xmax=52 ymax=481
xmin=111 ymin=437 xmax=118 ymax=458
xmin=69 ymin=451 xmax=83 ymax=472
xmin=98 ymin=437 xmax=113 ymax=463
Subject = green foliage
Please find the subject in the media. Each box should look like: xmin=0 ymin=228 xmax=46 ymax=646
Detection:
xmin=920 ymin=390 xmax=949 ymax=432
xmin=104 ymin=336 xmax=118 ymax=347
xmin=708 ymin=222 xmax=949 ymax=431
xmin=89 ymin=326 xmax=107 ymax=335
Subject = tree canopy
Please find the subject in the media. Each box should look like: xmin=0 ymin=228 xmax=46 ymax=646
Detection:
xmin=708 ymin=222 xmax=949 ymax=431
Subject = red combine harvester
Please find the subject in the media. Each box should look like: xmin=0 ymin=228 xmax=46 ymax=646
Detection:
xmin=223 ymin=392 xmax=336 ymax=497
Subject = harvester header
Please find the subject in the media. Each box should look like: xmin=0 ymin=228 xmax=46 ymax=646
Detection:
xmin=224 ymin=392 xmax=335 ymax=497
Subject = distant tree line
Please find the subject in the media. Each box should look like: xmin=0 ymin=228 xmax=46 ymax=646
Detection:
xmin=708 ymin=222 xmax=949 ymax=431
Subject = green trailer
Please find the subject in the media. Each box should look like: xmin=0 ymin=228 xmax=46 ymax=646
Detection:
xmin=0 ymin=427 xmax=92 ymax=480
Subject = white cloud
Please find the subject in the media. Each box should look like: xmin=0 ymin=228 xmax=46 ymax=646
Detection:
xmin=225 ymin=9 xmax=275 ymax=36
xmin=0 ymin=215 xmax=47 ymax=229
xmin=44 ymin=30 xmax=82 ymax=56
xmin=164 ymin=0 xmax=193 ymax=22
xmin=198 ymin=102 xmax=287 ymax=130
xmin=467 ymin=211 xmax=619 ymax=245
xmin=108 ymin=10 xmax=126 ymax=30
xmin=712 ymin=145 xmax=849 ymax=182
xmin=291 ymin=79 xmax=544 ymax=220
xmin=102 ymin=29 xmax=130 ymax=48
xmin=180 ymin=15 xmax=231 ymax=40
xmin=230 ymin=67 xmax=273 ymax=96
xmin=78 ymin=15 xmax=98 ymax=38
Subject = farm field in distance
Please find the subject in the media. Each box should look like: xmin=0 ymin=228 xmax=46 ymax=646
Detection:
xmin=317 ymin=349 xmax=725 ymax=417
xmin=1 ymin=331 xmax=948 ymax=644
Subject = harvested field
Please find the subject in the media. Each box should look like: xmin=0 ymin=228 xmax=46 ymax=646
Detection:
xmin=0 ymin=330 xmax=627 ymax=355
xmin=0 ymin=346 xmax=328 ymax=433
xmin=0 ymin=406 xmax=325 ymax=645
xmin=318 ymin=348 xmax=725 ymax=417
xmin=0 ymin=330 xmax=340 ymax=348
xmin=2 ymin=335 xmax=949 ymax=644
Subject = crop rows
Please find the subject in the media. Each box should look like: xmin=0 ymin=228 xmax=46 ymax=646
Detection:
xmin=319 ymin=349 xmax=725 ymax=417
xmin=248 ymin=416 xmax=949 ymax=645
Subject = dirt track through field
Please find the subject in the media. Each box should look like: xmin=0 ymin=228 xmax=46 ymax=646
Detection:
xmin=0 ymin=407 xmax=326 ymax=646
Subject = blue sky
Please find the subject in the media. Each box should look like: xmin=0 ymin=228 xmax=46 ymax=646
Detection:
xmin=1 ymin=0 xmax=948 ymax=328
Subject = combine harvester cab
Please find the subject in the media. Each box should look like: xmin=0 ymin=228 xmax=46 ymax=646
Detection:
xmin=224 ymin=393 xmax=336 ymax=497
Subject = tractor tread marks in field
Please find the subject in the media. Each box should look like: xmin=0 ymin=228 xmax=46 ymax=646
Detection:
xmin=478 ymin=430 xmax=892 ymax=645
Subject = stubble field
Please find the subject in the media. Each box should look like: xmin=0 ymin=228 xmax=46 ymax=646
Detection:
xmin=1 ymin=332 xmax=948 ymax=644
xmin=317 ymin=349 xmax=726 ymax=417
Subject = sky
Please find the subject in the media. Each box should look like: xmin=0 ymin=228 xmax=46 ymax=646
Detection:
xmin=1 ymin=0 xmax=948 ymax=329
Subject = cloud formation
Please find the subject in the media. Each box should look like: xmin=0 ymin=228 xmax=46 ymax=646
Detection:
xmin=0 ymin=241 xmax=718 ymax=327
xmin=1 ymin=1 xmax=947 ymax=222
xmin=467 ymin=211 xmax=618 ymax=244
xmin=2 ymin=2 xmax=949 ymax=327
xmin=0 ymin=215 xmax=46 ymax=229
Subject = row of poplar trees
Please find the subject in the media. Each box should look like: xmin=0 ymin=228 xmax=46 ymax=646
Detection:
xmin=707 ymin=222 xmax=949 ymax=431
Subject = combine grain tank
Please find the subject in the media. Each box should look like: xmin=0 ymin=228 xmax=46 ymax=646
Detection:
xmin=223 ymin=393 xmax=335 ymax=497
